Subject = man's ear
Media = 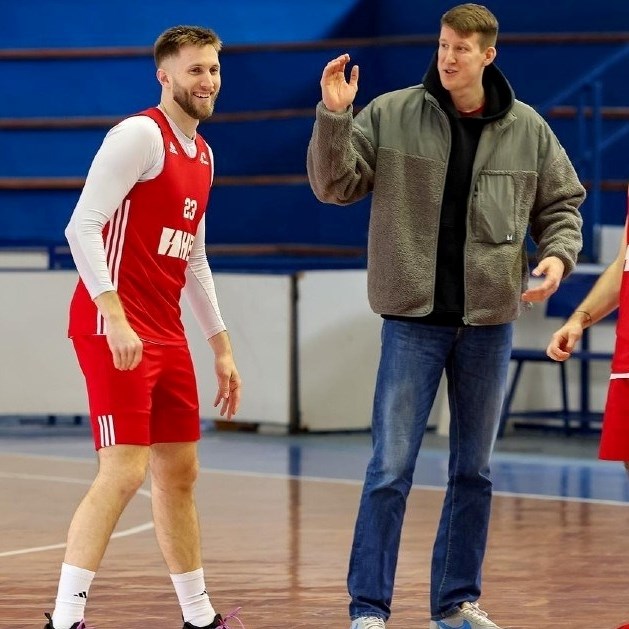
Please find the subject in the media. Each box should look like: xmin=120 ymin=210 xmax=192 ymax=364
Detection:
xmin=156 ymin=68 xmax=169 ymax=88
xmin=484 ymin=46 xmax=497 ymax=66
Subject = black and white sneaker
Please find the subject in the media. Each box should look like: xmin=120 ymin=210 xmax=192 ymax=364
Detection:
xmin=183 ymin=607 xmax=244 ymax=629
xmin=43 ymin=613 xmax=87 ymax=629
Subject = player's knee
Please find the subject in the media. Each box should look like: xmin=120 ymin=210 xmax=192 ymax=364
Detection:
xmin=153 ymin=458 xmax=199 ymax=492
xmin=97 ymin=453 xmax=148 ymax=497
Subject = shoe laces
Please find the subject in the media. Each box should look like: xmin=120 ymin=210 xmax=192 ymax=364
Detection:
xmin=216 ymin=607 xmax=245 ymax=629
xmin=460 ymin=602 xmax=489 ymax=622
xmin=359 ymin=617 xmax=385 ymax=629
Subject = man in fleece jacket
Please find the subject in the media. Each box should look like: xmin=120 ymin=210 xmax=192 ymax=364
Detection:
xmin=307 ymin=4 xmax=584 ymax=629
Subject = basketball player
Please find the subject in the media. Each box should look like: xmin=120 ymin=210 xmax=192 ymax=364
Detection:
xmin=43 ymin=25 xmax=241 ymax=629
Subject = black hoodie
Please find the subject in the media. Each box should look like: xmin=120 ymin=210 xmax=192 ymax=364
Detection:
xmin=415 ymin=53 xmax=514 ymax=326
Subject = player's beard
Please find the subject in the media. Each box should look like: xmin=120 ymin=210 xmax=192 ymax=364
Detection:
xmin=173 ymin=83 xmax=217 ymax=121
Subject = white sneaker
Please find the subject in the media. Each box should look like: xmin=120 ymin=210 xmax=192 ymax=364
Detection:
xmin=429 ymin=602 xmax=502 ymax=629
xmin=350 ymin=617 xmax=386 ymax=629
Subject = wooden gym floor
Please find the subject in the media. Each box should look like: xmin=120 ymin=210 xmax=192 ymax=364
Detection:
xmin=0 ymin=422 xmax=628 ymax=629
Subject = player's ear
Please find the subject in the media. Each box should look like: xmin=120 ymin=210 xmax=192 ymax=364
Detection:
xmin=156 ymin=68 xmax=170 ymax=88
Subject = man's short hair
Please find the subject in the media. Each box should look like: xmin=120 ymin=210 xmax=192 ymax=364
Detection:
xmin=441 ymin=4 xmax=498 ymax=49
xmin=154 ymin=25 xmax=222 ymax=67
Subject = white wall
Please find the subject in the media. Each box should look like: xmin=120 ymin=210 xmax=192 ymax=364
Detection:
xmin=0 ymin=270 xmax=292 ymax=425
xmin=298 ymin=270 xmax=447 ymax=432
xmin=0 ymin=266 xmax=615 ymax=433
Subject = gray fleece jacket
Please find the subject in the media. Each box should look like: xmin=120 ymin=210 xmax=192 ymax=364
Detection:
xmin=307 ymin=85 xmax=585 ymax=325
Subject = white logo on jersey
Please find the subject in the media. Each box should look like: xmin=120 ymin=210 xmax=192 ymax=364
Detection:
xmin=158 ymin=227 xmax=195 ymax=261
xmin=200 ymin=152 xmax=209 ymax=165
xmin=169 ymin=142 xmax=178 ymax=155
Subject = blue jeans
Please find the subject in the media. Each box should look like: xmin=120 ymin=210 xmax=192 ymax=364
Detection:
xmin=348 ymin=319 xmax=513 ymax=621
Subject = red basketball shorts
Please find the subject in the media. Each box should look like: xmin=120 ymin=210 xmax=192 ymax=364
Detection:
xmin=599 ymin=377 xmax=629 ymax=461
xmin=72 ymin=335 xmax=201 ymax=450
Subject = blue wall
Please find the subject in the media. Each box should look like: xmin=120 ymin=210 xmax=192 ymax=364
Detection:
xmin=375 ymin=0 xmax=629 ymax=36
xmin=1 ymin=0 xmax=629 ymax=261
xmin=1 ymin=0 xmax=375 ymax=47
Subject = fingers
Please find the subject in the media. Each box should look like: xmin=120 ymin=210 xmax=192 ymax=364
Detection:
xmin=227 ymin=384 xmax=241 ymax=419
xmin=112 ymin=339 xmax=143 ymax=370
xmin=546 ymin=336 xmax=572 ymax=361
xmin=546 ymin=342 xmax=571 ymax=362
xmin=320 ymin=52 xmax=359 ymax=112
xmin=546 ymin=329 xmax=580 ymax=361
xmin=520 ymin=287 xmax=547 ymax=303
xmin=128 ymin=344 xmax=143 ymax=370
xmin=348 ymin=63 xmax=359 ymax=87
xmin=521 ymin=277 xmax=560 ymax=303
xmin=214 ymin=392 xmax=238 ymax=420
xmin=322 ymin=53 xmax=351 ymax=77
xmin=526 ymin=258 xmax=563 ymax=303
xmin=213 ymin=388 xmax=223 ymax=409
xmin=321 ymin=54 xmax=359 ymax=84
xmin=213 ymin=373 xmax=242 ymax=421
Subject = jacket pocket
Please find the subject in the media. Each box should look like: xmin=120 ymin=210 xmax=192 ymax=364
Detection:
xmin=471 ymin=172 xmax=516 ymax=244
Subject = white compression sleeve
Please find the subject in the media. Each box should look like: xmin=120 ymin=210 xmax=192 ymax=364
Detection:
xmin=183 ymin=217 xmax=226 ymax=339
xmin=64 ymin=116 xmax=164 ymax=298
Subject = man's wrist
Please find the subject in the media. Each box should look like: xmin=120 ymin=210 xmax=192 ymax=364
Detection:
xmin=571 ymin=309 xmax=592 ymax=326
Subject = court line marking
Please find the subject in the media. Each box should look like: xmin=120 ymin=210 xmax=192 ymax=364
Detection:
xmin=198 ymin=467 xmax=629 ymax=508
xmin=0 ymin=470 xmax=153 ymax=558
xmin=1 ymin=451 xmax=627 ymax=507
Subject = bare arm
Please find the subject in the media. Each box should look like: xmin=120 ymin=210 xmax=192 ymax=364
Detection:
xmin=546 ymin=221 xmax=626 ymax=361
xmin=208 ymin=330 xmax=241 ymax=420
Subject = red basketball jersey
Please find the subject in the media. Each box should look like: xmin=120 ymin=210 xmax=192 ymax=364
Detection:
xmin=68 ymin=107 xmax=212 ymax=345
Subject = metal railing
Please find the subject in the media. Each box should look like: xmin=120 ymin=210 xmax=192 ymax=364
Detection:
xmin=538 ymin=43 xmax=629 ymax=261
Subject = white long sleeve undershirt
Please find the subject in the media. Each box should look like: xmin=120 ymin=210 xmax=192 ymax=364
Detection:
xmin=65 ymin=111 xmax=225 ymax=339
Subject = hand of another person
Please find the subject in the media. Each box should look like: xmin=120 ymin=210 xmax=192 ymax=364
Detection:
xmin=521 ymin=256 xmax=565 ymax=303
xmin=213 ymin=354 xmax=241 ymax=420
xmin=546 ymin=318 xmax=584 ymax=361
xmin=321 ymin=53 xmax=359 ymax=113
xmin=106 ymin=319 xmax=143 ymax=370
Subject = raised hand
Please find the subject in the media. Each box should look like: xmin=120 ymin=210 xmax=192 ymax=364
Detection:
xmin=321 ymin=53 xmax=359 ymax=113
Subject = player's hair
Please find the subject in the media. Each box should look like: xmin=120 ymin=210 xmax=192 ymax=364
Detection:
xmin=154 ymin=25 xmax=222 ymax=66
xmin=441 ymin=3 xmax=498 ymax=49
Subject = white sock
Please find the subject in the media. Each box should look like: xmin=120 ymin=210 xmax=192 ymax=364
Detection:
xmin=171 ymin=568 xmax=216 ymax=627
xmin=51 ymin=563 xmax=95 ymax=629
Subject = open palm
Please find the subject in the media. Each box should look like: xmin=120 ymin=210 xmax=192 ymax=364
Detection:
xmin=321 ymin=53 xmax=359 ymax=112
